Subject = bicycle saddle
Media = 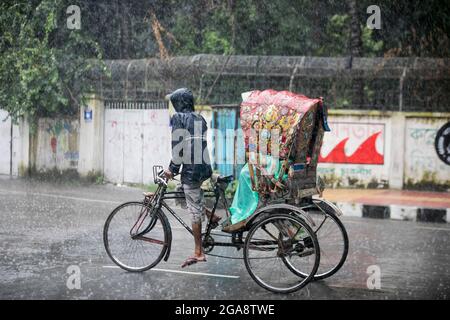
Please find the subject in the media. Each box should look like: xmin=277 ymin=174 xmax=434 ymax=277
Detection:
xmin=217 ymin=175 xmax=233 ymax=184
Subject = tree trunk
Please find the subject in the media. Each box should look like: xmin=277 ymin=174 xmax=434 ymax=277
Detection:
xmin=228 ymin=0 xmax=236 ymax=53
xmin=349 ymin=0 xmax=362 ymax=57
xmin=118 ymin=0 xmax=131 ymax=59
xmin=192 ymin=2 xmax=205 ymax=50
xmin=348 ymin=0 xmax=364 ymax=108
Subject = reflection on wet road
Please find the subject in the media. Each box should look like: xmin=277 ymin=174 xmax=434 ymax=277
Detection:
xmin=0 ymin=177 xmax=449 ymax=299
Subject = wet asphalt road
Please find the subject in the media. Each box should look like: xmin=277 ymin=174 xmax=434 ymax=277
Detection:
xmin=0 ymin=176 xmax=449 ymax=300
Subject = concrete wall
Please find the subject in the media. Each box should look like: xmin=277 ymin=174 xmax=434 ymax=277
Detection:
xmin=404 ymin=116 xmax=450 ymax=186
xmin=0 ymin=110 xmax=12 ymax=175
xmin=24 ymin=97 xmax=214 ymax=185
xmin=78 ymin=96 xmax=104 ymax=176
xmin=318 ymin=113 xmax=391 ymax=188
xmin=101 ymin=103 xmax=214 ymax=184
xmin=103 ymin=108 xmax=172 ymax=184
xmin=318 ymin=110 xmax=450 ymax=188
xmin=8 ymin=98 xmax=449 ymax=190
xmin=0 ymin=110 xmax=21 ymax=176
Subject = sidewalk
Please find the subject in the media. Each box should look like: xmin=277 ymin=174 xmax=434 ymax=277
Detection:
xmin=322 ymin=189 xmax=450 ymax=223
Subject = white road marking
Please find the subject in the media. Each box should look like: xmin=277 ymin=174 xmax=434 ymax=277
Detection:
xmin=415 ymin=226 xmax=450 ymax=232
xmin=327 ymin=283 xmax=396 ymax=293
xmin=0 ymin=189 xmax=122 ymax=205
xmin=340 ymin=220 xmax=361 ymax=224
xmin=102 ymin=265 xmax=240 ymax=279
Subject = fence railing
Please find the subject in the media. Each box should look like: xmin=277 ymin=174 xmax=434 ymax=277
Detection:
xmin=104 ymin=99 xmax=168 ymax=110
xmin=86 ymin=55 xmax=450 ymax=113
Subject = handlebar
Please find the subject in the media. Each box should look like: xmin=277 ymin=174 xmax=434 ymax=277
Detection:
xmin=156 ymin=169 xmax=168 ymax=187
xmin=153 ymin=165 xmax=180 ymax=187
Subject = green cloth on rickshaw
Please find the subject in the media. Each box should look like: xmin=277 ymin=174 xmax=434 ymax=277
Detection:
xmin=229 ymin=156 xmax=287 ymax=225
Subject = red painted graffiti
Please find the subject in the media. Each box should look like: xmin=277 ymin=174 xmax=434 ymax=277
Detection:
xmin=50 ymin=137 xmax=57 ymax=154
xmin=319 ymin=132 xmax=384 ymax=164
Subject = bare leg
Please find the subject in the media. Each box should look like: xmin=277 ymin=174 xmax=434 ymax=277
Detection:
xmin=192 ymin=222 xmax=204 ymax=258
xmin=205 ymin=208 xmax=221 ymax=223
xmin=180 ymin=222 xmax=207 ymax=268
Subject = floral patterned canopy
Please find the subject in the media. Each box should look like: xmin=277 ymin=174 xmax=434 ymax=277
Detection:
xmin=240 ymin=89 xmax=322 ymax=160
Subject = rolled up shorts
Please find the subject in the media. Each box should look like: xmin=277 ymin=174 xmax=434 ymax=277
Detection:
xmin=183 ymin=183 xmax=205 ymax=224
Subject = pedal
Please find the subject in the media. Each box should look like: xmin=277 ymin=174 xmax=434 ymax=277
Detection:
xmin=209 ymin=221 xmax=219 ymax=229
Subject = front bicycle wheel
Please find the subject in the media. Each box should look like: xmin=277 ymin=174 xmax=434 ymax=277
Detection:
xmin=103 ymin=201 xmax=170 ymax=272
xmin=243 ymin=213 xmax=320 ymax=294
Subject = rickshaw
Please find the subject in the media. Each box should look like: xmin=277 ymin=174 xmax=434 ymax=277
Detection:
xmin=103 ymin=90 xmax=348 ymax=294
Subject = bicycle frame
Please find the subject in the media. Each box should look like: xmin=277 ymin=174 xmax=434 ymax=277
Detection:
xmin=143 ymin=178 xmax=234 ymax=244
xmin=137 ymin=168 xmax=324 ymax=257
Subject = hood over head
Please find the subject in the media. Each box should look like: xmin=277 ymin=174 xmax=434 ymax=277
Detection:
xmin=167 ymin=88 xmax=194 ymax=113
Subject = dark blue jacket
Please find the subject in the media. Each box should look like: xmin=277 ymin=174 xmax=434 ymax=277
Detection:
xmin=168 ymin=88 xmax=212 ymax=185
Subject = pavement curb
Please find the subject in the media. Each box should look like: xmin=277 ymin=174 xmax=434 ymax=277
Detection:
xmin=334 ymin=202 xmax=450 ymax=223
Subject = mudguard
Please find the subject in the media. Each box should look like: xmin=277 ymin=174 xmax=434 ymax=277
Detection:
xmin=159 ymin=203 xmax=173 ymax=262
xmin=312 ymin=198 xmax=344 ymax=217
xmin=245 ymin=203 xmax=316 ymax=229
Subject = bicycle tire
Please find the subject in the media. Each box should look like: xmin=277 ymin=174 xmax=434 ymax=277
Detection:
xmin=288 ymin=206 xmax=349 ymax=280
xmin=103 ymin=201 xmax=170 ymax=272
xmin=243 ymin=213 xmax=320 ymax=294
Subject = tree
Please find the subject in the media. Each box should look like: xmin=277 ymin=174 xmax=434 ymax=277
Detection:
xmin=0 ymin=0 xmax=105 ymax=125
xmin=348 ymin=0 xmax=362 ymax=57
xmin=348 ymin=0 xmax=364 ymax=107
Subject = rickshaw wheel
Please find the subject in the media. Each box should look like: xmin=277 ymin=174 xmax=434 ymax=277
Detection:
xmin=291 ymin=202 xmax=349 ymax=280
xmin=243 ymin=212 xmax=320 ymax=294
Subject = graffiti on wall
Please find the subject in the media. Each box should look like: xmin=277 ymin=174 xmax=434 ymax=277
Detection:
xmin=434 ymin=122 xmax=450 ymax=166
xmin=319 ymin=122 xmax=385 ymax=165
xmin=317 ymin=167 xmax=374 ymax=177
xmin=404 ymin=121 xmax=450 ymax=183
xmin=407 ymin=127 xmax=438 ymax=174
xmin=44 ymin=120 xmax=79 ymax=167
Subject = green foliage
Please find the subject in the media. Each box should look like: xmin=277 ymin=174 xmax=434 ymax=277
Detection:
xmin=0 ymin=0 xmax=105 ymax=126
xmin=85 ymin=170 xmax=104 ymax=184
xmin=405 ymin=171 xmax=450 ymax=192
xmin=203 ymin=31 xmax=232 ymax=55
xmin=69 ymin=0 xmax=420 ymax=59
xmin=319 ymin=14 xmax=350 ymax=56
xmin=362 ymin=27 xmax=383 ymax=57
xmin=1 ymin=0 xmax=447 ymax=124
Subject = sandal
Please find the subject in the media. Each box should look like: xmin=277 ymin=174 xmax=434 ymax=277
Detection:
xmin=181 ymin=255 xmax=207 ymax=268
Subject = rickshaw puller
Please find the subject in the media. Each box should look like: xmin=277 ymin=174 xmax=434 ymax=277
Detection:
xmin=163 ymin=88 xmax=221 ymax=268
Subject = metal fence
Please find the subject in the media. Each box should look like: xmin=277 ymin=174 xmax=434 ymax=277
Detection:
xmin=87 ymin=55 xmax=450 ymax=112
xmin=104 ymin=99 xmax=168 ymax=110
